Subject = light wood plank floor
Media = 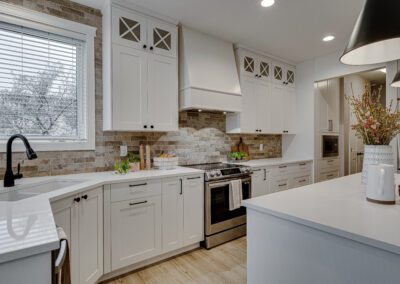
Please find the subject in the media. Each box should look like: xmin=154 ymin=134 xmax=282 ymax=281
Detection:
xmin=105 ymin=237 xmax=247 ymax=284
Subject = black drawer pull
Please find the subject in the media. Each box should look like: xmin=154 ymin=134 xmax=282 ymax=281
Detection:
xmin=129 ymin=201 xmax=148 ymax=206
xmin=278 ymin=183 xmax=287 ymax=187
xmin=129 ymin=183 xmax=147 ymax=187
xmin=327 ymin=160 xmax=334 ymax=163
xmin=299 ymin=179 xmax=307 ymax=183
xmin=187 ymin=177 xmax=201 ymax=180
xmin=299 ymin=163 xmax=306 ymax=166
xmin=278 ymin=165 xmax=287 ymax=169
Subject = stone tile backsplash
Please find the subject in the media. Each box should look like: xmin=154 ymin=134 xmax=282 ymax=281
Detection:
xmin=0 ymin=0 xmax=282 ymax=179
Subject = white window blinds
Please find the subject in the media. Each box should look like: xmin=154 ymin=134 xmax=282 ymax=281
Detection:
xmin=0 ymin=21 xmax=86 ymax=141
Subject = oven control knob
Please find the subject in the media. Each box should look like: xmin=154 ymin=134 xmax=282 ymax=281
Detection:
xmin=209 ymin=172 xmax=216 ymax=178
xmin=216 ymin=172 xmax=221 ymax=176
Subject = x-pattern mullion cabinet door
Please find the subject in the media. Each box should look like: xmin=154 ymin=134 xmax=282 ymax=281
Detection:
xmin=258 ymin=56 xmax=271 ymax=82
xmin=239 ymin=50 xmax=258 ymax=78
xmin=148 ymin=19 xmax=177 ymax=58
xmin=272 ymin=61 xmax=284 ymax=85
xmin=285 ymin=65 xmax=296 ymax=88
xmin=112 ymin=7 xmax=147 ymax=50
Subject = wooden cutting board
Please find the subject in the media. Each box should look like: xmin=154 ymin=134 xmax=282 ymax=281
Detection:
xmin=231 ymin=137 xmax=251 ymax=160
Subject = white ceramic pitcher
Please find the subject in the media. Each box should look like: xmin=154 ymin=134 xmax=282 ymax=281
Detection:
xmin=366 ymin=164 xmax=396 ymax=205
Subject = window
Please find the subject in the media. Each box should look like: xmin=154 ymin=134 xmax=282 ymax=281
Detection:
xmin=0 ymin=3 xmax=96 ymax=152
xmin=0 ymin=22 xmax=86 ymax=141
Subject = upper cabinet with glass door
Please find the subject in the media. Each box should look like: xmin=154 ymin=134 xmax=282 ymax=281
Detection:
xmin=272 ymin=61 xmax=296 ymax=88
xmin=238 ymin=50 xmax=271 ymax=81
xmin=112 ymin=7 xmax=177 ymax=58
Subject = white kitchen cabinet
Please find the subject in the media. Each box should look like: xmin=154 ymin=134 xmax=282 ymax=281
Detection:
xmin=316 ymin=79 xmax=340 ymax=133
xmin=285 ymin=65 xmax=296 ymax=88
xmin=111 ymin=45 xmax=148 ymax=131
xmin=147 ymin=54 xmax=178 ymax=131
xmin=51 ymin=187 xmax=103 ymax=284
xmin=162 ymin=175 xmax=204 ymax=251
xmin=162 ymin=178 xmax=184 ymax=252
xmin=112 ymin=7 xmax=147 ymax=50
xmin=272 ymin=61 xmax=285 ymax=85
xmin=104 ymin=2 xmax=178 ymax=132
xmin=269 ymin=84 xmax=284 ymax=133
xmin=251 ymin=168 xmax=269 ymax=197
xmin=182 ymin=176 xmax=204 ymax=245
xmin=238 ymin=49 xmax=258 ymax=78
xmin=111 ymin=195 xmax=162 ymax=270
xmin=283 ymin=87 xmax=297 ymax=134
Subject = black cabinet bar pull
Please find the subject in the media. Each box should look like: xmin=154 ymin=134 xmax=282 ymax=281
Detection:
xmin=180 ymin=178 xmax=183 ymax=195
xmin=278 ymin=183 xmax=287 ymax=187
xmin=279 ymin=165 xmax=287 ymax=169
xmin=129 ymin=200 xmax=148 ymax=206
xmin=299 ymin=163 xmax=306 ymax=166
xmin=187 ymin=177 xmax=201 ymax=180
xmin=129 ymin=183 xmax=147 ymax=187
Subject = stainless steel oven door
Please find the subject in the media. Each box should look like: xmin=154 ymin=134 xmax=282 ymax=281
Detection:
xmin=205 ymin=176 xmax=251 ymax=236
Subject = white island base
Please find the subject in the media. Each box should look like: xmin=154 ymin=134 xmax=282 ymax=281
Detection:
xmin=244 ymin=174 xmax=400 ymax=284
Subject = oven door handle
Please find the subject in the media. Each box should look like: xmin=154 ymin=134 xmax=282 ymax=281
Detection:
xmin=208 ymin=178 xmax=250 ymax=189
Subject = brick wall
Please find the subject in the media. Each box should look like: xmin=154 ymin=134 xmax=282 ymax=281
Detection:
xmin=0 ymin=0 xmax=282 ymax=178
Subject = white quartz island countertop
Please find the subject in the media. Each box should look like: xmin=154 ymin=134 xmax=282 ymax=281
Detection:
xmin=243 ymin=173 xmax=400 ymax=255
xmin=0 ymin=167 xmax=204 ymax=264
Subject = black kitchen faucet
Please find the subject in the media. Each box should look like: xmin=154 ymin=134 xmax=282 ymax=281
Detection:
xmin=4 ymin=134 xmax=37 ymax=187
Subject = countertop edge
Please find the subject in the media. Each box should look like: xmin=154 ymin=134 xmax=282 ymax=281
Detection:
xmin=243 ymin=200 xmax=400 ymax=255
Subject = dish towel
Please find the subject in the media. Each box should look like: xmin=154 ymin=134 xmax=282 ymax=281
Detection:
xmin=229 ymin=179 xmax=243 ymax=211
xmin=56 ymin=227 xmax=71 ymax=284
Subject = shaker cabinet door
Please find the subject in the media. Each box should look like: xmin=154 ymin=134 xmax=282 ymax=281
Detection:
xmin=112 ymin=45 xmax=148 ymax=130
xmin=111 ymin=196 xmax=162 ymax=270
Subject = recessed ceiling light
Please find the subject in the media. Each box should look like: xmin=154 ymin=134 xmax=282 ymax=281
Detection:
xmin=322 ymin=35 xmax=335 ymax=42
xmin=379 ymin=68 xmax=387 ymax=74
xmin=261 ymin=0 xmax=275 ymax=7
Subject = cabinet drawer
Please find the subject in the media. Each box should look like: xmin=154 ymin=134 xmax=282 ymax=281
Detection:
xmin=111 ymin=179 xmax=161 ymax=202
xmin=289 ymin=176 xmax=311 ymax=189
xmin=319 ymin=170 xmax=339 ymax=182
xmin=320 ymin=158 xmax=339 ymax=170
xmin=270 ymin=178 xmax=289 ymax=193
xmin=292 ymin=161 xmax=312 ymax=173
xmin=270 ymin=164 xmax=290 ymax=177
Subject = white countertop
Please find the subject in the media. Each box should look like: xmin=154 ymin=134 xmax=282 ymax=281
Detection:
xmin=0 ymin=167 xmax=203 ymax=264
xmin=243 ymin=174 xmax=400 ymax=255
xmin=232 ymin=158 xmax=313 ymax=168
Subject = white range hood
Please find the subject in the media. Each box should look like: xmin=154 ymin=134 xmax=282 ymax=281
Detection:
xmin=179 ymin=27 xmax=242 ymax=112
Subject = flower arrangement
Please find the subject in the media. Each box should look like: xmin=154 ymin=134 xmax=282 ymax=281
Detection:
xmin=347 ymin=84 xmax=400 ymax=145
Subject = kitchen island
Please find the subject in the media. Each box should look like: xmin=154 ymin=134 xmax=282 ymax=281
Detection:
xmin=243 ymin=174 xmax=400 ymax=284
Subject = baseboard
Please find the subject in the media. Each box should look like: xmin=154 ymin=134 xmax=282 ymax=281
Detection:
xmin=98 ymin=243 xmax=200 ymax=283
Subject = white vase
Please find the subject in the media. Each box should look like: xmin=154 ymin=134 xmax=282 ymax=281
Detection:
xmin=362 ymin=145 xmax=393 ymax=184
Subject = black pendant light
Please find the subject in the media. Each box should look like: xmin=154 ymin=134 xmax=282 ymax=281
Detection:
xmin=340 ymin=0 xmax=400 ymax=65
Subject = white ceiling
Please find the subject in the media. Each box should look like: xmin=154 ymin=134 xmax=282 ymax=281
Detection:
xmin=75 ymin=0 xmax=365 ymax=63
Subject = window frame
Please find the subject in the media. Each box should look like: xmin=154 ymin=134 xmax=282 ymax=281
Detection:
xmin=0 ymin=2 xmax=96 ymax=152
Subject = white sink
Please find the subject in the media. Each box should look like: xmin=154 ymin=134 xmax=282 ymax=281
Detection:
xmin=0 ymin=179 xmax=86 ymax=201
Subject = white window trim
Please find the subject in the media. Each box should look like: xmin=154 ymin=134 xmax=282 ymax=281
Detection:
xmin=0 ymin=2 xmax=96 ymax=152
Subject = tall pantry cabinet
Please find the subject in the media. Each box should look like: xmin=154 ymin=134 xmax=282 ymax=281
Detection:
xmin=103 ymin=0 xmax=178 ymax=132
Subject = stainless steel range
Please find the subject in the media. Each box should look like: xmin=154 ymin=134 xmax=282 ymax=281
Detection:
xmin=188 ymin=163 xmax=252 ymax=249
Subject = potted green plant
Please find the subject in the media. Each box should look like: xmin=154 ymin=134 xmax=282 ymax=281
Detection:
xmin=347 ymin=85 xmax=400 ymax=184
xmin=227 ymin=151 xmax=248 ymax=161
xmin=114 ymin=160 xmax=130 ymax=175
xmin=127 ymin=153 xmax=141 ymax=172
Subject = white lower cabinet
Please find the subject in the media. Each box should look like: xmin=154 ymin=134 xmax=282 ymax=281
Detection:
xmin=111 ymin=195 xmax=162 ymax=270
xmin=51 ymin=187 xmax=103 ymax=284
xmin=162 ymin=178 xmax=184 ymax=252
xmin=250 ymin=161 xmax=312 ymax=197
xmin=162 ymin=175 xmax=204 ymax=252
xmin=251 ymin=168 xmax=270 ymax=197
xmin=182 ymin=176 xmax=204 ymax=245
xmin=104 ymin=174 xmax=204 ymax=274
